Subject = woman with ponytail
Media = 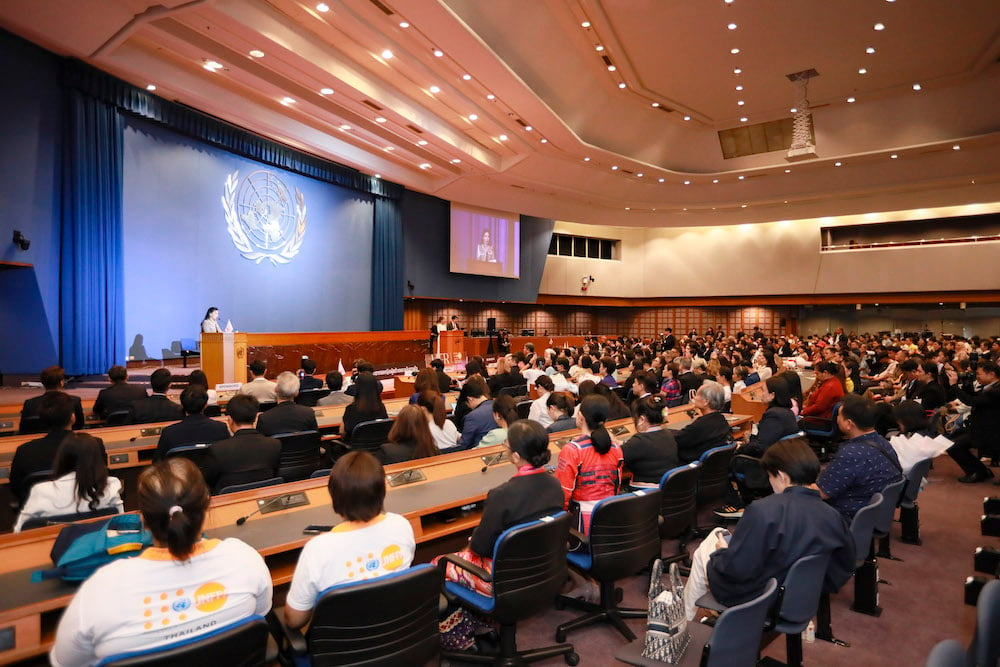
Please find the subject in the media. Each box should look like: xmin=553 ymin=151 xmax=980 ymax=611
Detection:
xmin=51 ymin=459 xmax=271 ymax=666
xmin=554 ymin=394 xmax=624 ymax=534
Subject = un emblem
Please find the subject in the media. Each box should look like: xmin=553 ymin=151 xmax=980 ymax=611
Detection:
xmin=222 ymin=169 xmax=306 ymax=264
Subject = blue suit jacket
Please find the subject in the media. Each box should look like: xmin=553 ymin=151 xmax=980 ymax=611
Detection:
xmin=457 ymin=400 xmax=497 ymax=450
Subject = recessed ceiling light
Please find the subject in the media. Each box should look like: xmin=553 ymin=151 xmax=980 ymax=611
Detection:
xmin=451 ymin=158 xmax=461 ymax=163
xmin=712 ymin=179 xmax=719 ymax=183
xmin=316 ymin=2 xmax=329 ymax=11
xmin=280 ymin=96 xmax=296 ymax=105
xmin=433 ymin=49 xmax=444 ymax=57
xmin=146 ymin=84 xmax=156 ymax=91
xmin=595 ymin=45 xmax=605 ymax=51
xmin=737 ymin=100 xmax=745 ymax=106
xmin=618 ymin=82 xmax=626 ymax=89
xmin=249 ymin=49 xmax=265 ymax=58
xmin=784 ymin=168 xmax=791 ymax=173
xmin=731 ymin=48 xmax=740 ymax=54
xmin=320 ymin=87 xmax=334 ymax=95
xmin=399 ymin=21 xmax=409 ymax=28
xmin=339 ymin=124 xmax=351 ymax=131
xmin=890 ymin=153 xmax=898 ymax=159
xmin=203 ymin=60 xmax=223 ymax=71
xmin=462 ymin=74 xmax=472 ymax=80
xmin=738 ymin=175 xmax=745 ymax=180
xmin=540 ymin=138 xmax=548 ymax=143
xmin=866 ymin=47 xmax=876 ymax=54
xmin=607 ymin=65 xmax=617 ymax=71
xmin=683 ymin=115 xmax=691 ymax=121
xmin=835 ymin=161 xmax=843 ymax=166
xmin=381 ymin=49 xmax=394 ymax=59
xmin=651 ymin=102 xmax=660 ymax=108
xmin=417 ymin=140 xmax=428 ymax=145
xmin=739 ymin=116 xmax=748 ymax=122
xmin=952 ymin=144 xmax=961 ymax=151
xmin=429 ymin=85 xmax=440 ymax=93
xmin=733 ymin=68 xmax=742 ymax=74
xmin=524 ymin=125 xmax=533 ymax=131
xmin=847 ymin=97 xmax=856 ymax=103
xmin=683 ymin=208 xmax=687 ymax=211
xmin=858 ymin=68 xmax=868 ymax=74
xmin=741 ymin=204 xmax=747 ymax=208
xmin=499 ymin=134 xmax=508 ymax=141
xmin=735 ymin=85 xmax=743 ymax=91
xmin=728 ymin=23 xmax=737 ymax=30
xmin=584 ymin=157 xmax=590 ymax=162
xmin=419 ymin=163 xmax=431 ymax=170
xmin=486 ymin=93 xmax=495 ymax=100
xmin=790 ymin=107 xmax=797 ymax=113
xmin=375 ymin=116 xmax=387 ymax=123
xmin=874 ymin=22 xmax=885 ymax=31
xmin=581 ymin=21 xmax=591 ymax=28
xmin=611 ymin=165 xmax=619 ymax=171
xmin=725 ymin=0 xmax=734 ymax=3
xmin=374 ymin=174 xmax=381 ymax=179
xmin=912 ymin=83 xmax=922 ymax=91
xmin=384 ymin=146 xmax=394 ymax=151
xmin=468 ymin=114 xmax=478 ymax=121
xmin=684 ymin=180 xmax=691 ymax=185
xmin=658 ymin=178 xmax=665 ymax=183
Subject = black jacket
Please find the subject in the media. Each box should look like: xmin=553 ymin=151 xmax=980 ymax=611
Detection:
xmin=20 ymin=391 xmax=86 ymax=433
xmin=156 ymin=414 xmax=230 ymax=460
xmin=206 ymin=428 xmax=281 ymax=493
xmin=675 ymin=411 xmax=732 ymax=463
xmin=93 ymin=383 xmax=148 ymax=419
xmin=257 ymin=401 xmax=319 ymax=436
xmin=129 ymin=394 xmax=184 ymax=425
xmin=742 ymin=406 xmax=799 ymax=458
xmin=623 ymin=428 xmax=680 ymax=484
xmin=469 ymin=471 xmax=564 ymax=557
xmin=9 ymin=430 xmax=73 ymax=504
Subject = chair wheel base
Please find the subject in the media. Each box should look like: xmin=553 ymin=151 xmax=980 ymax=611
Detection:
xmin=565 ymin=652 xmax=580 ymax=665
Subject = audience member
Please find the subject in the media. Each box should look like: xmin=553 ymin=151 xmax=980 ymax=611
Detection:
xmin=92 ymin=365 xmax=147 ymax=419
xmin=205 ymin=394 xmax=280 ymax=493
xmin=341 ymin=372 xmax=388 ymax=444
xmin=416 ymin=390 xmax=460 ymax=451
xmin=430 ymin=358 xmax=454 ymax=394
xmin=20 ymin=366 xmax=86 ymax=433
xmin=456 ymin=376 xmax=497 ymax=450
xmin=889 ymin=401 xmax=952 ymax=476
xmin=478 ymin=394 xmax=518 ymax=448
xmin=378 ymin=404 xmax=439 ymax=465
xmin=129 ymin=368 xmax=184 ymax=425
xmin=10 ymin=392 xmax=75 ymax=505
xmin=675 ymin=381 xmax=732 ymax=463
xmin=623 ymin=395 xmax=679 ymax=487
xmin=345 ymin=360 xmax=377 ymax=397
xmin=528 ymin=375 xmax=555 ymax=428
xmin=298 ymin=358 xmax=323 ymax=391
xmin=186 ymin=370 xmax=218 ymax=406
xmin=661 ymin=363 xmax=683 ymax=406
xmin=257 ymin=372 xmax=319 ymax=436
xmin=546 ymin=392 xmax=577 ymax=433
xmin=239 ymin=360 xmax=277 ymax=403
xmin=799 ymin=361 xmax=845 ymax=426
xmin=946 ymin=360 xmax=1000 ymax=483
xmin=317 ymin=371 xmax=353 ymax=406
xmin=154 ymin=386 xmax=229 ymax=460
xmin=741 ymin=376 xmax=799 ymax=458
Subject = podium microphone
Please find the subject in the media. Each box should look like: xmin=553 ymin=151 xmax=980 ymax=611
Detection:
xmin=236 ymin=494 xmax=289 ymax=526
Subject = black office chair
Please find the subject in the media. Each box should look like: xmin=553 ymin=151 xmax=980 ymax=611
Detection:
xmin=257 ymin=401 xmax=278 ymax=412
xmin=295 ymin=389 xmax=330 ymax=407
xmin=105 ymin=409 xmax=131 ymax=426
xmin=95 ymin=614 xmax=271 ymax=666
xmin=497 ymin=384 xmax=528 ymax=398
xmin=164 ymin=443 xmax=213 ymax=478
xmin=556 ymin=489 xmax=662 ymax=642
xmin=273 ymin=430 xmax=322 ymax=482
xmin=275 ymin=563 xmax=441 ymax=667
xmin=17 ymin=415 xmax=44 ymax=435
xmin=178 ymin=337 xmax=200 ymax=369
xmin=515 ymin=399 xmax=533 ymax=420
xmin=216 ymin=477 xmax=284 ymax=495
xmin=20 ymin=506 xmax=121 ymax=531
xmin=344 ymin=418 xmax=395 ymax=453
xmin=440 ymin=512 xmax=578 ymax=665
xmin=616 ymin=577 xmax=779 ymax=667
xmin=873 ymin=476 xmax=907 ymax=560
xmin=693 ymin=444 xmax=737 ymax=535
xmin=800 ymin=402 xmax=843 ymax=461
xmin=656 ymin=463 xmax=699 ymax=564
xmin=899 ymin=457 xmax=933 ymax=545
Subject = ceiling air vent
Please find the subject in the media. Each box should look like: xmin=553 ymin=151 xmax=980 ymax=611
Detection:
xmin=406 ymin=124 xmax=424 ymax=134
xmin=719 ymin=117 xmax=813 ymax=159
xmin=362 ymin=100 xmax=383 ymax=111
xmin=368 ymin=0 xmax=394 ymax=16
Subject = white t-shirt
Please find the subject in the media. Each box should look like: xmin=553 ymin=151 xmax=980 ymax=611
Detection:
xmin=51 ymin=538 xmax=271 ymax=667
xmin=430 ymin=418 xmax=461 ymax=451
xmin=528 ymin=393 xmax=554 ymax=427
xmin=15 ymin=472 xmax=124 ymax=532
xmin=551 ymin=373 xmax=579 ymax=395
xmin=286 ymin=513 xmax=415 ymax=612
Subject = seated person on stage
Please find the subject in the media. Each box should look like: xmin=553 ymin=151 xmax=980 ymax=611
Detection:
xmin=528 ymin=375 xmax=555 ymax=428
xmin=675 ymin=381 xmax=732 ymax=464
xmin=945 ymin=360 xmax=1000 ymax=484
xmin=20 ymin=365 xmax=86 ymax=433
xmin=298 ymin=358 xmax=324 ymax=391
xmin=814 ymin=394 xmax=903 ymax=520
xmin=10 ymin=392 xmax=76 ymax=506
xmin=285 ymin=452 xmax=415 ymax=630
xmin=889 ymin=401 xmax=953 ymax=477
xmin=378 ymin=404 xmax=439 ymax=465
xmin=205 ymin=395 xmax=280 ymax=494
xmin=239 ymin=360 xmax=277 ymax=403
xmin=623 ymin=395 xmax=679 ymax=488
xmin=186 ymin=370 xmax=218 ymax=407
xmin=341 ymin=372 xmax=388 ymax=444
xmin=430 ymin=357 xmax=454 ymax=394
xmin=93 ymin=365 xmax=147 ymax=419
xmin=545 ymin=392 xmax=577 ymax=433
xmin=740 ymin=376 xmax=800 ymax=458
xmin=477 ymin=395 xmax=518 ymax=448
xmin=436 ymin=420 xmax=563 ymax=595
xmin=129 ymin=368 xmax=184 ymax=425
xmin=799 ymin=361 xmax=845 ymax=427
xmin=683 ymin=439 xmax=854 ymax=621
xmin=417 ymin=389 xmax=460 ymax=451
xmin=257 ymin=372 xmax=319 ymax=436
xmin=154 ymin=386 xmax=229 ymax=460
xmin=555 ymin=395 xmax=624 ymax=533
xmin=456 ymin=376 xmax=497 ymax=451
xmin=50 ymin=459 xmax=272 ymax=666
xmin=317 ymin=371 xmax=353 ymax=406
xmin=15 ymin=433 xmax=123 ymax=532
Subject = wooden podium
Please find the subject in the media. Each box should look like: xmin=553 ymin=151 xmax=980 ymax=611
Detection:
xmin=437 ymin=330 xmax=465 ymax=362
xmin=201 ymin=332 xmax=248 ymax=387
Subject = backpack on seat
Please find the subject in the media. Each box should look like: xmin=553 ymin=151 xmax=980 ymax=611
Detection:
xmin=31 ymin=514 xmax=153 ymax=582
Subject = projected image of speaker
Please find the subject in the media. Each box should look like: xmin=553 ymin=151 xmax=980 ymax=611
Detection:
xmin=487 ymin=317 xmax=497 ymax=334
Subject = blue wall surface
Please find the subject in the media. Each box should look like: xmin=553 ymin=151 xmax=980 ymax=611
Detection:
xmin=122 ymin=118 xmax=374 ymax=359
xmin=401 ymin=189 xmax=554 ymax=302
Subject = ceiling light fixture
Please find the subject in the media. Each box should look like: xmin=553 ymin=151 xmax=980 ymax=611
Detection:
xmin=316 ymin=2 xmax=329 ymax=11
xmin=736 ymin=85 xmax=743 ymax=91
xmin=384 ymin=146 xmax=394 ymax=151
xmin=890 ymin=153 xmax=898 ymax=159
xmin=524 ymin=125 xmax=533 ymax=131
xmin=249 ymin=49 xmax=264 ymax=58
xmin=658 ymin=178 xmax=665 ymax=183
xmin=280 ymin=97 xmax=295 ymax=105
xmin=417 ymin=140 xmax=428 ymax=145
xmin=741 ymin=204 xmax=747 ymax=208
xmin=652 ymin=102 xmax=660 ymax=107
xmin=451 ymin=159 xmax=461 ymax=163
xmin=731 ymin=48 xmax=740 ymax=54
xmin=375 ymin=116 xmax=387 ymax=123
xmin=739 ymin=116 xmax=748 ymax=122
xmin=618 ymin=82 xmax=627 ymax=89
xmin=611 ymin=165 xmax=619 ymax=170
xmin=596 ymin=45 xmax=605 ymax=51
xmin=381 ymin=49 xmax=393 ymax=59
xmin=728 ymin=23 xmax=737 ymax=30
xmin=790 ymin=107 xmax=797 ymax=113
xmin=399 ymin=21 xmax=409 ymax=28
xmin=499 ymin=134 xmax=508 ymax=141
xmin=581 ymin=21 xmax=591 ymax=28
xmin=320 ymin=87 xmax=334 ymax=95
xmin=712 ymin=179 xmax=719 ymax=183
xmin=540 ymin=138 xmax=548 ymax=143
xmin=433 ymin=49 xmax=444 ymax=57
xmin=637 ymin=173 xmax=644 ymax=178
xmin=429 ymin=85 xmax=440 ymax=93
xmin=912 ymin=83 xmax=922 ymax=91
xmin=874 ymin=22 xmax=885 ymax=30
xmin=738 ymin=175 xmax=745 ymax=180
xmin=737 ymin=100 xmax=745 ymax=106
xmin=462 ymin=74 xmax=472 ymax=80
xmin=625 ymin=207 xmax=630 ymax=211
xmin=684 ymin=180 xmax=691 ymax=185
xmin=866 ymin=46 xmax=876 ymax=54
xmin=203 ymin=60 xmax=223 ymax=71
xmin=339 ymin=124 xmax=351 ymax=130
xmin=146 ymin=84 xmax=156 ymax=91
xmin=374 ymin=174 xmax=381 ymax=179
xmin=784 ymin=168 xmax=791 ymax=173
xmin=734 ymin=67 xmax=742 ymax=74
xmin=952 ymin=144 xmax=961 ymax=150
xmin=468 ymin=114 xmax=478 ymax=121
xmin=486 ymin=93 xmax=495 ymax=100
xmin=607 ymin=65 xmax=616 ymax=71
xmin=835 ymin=161 xmax=843 ymax=166
xmin=683 ymin=115 xmax=691 ymax=121
xmin=419 ymin=163 xmax=431 ymax=170
xmin=847 ymin=96 xmax=856 ymax=103
xmin=858 ymin=68 xmax=868 ymax=74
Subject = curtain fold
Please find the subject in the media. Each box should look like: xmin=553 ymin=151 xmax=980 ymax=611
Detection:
xmin=371 ymin=196 xmax=404 ymax=330
xmin=60 ymin=89 xmax=124 ymax=375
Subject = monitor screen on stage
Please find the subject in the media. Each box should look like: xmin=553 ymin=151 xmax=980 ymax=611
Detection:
xmin=449 ymin=204 xmax=520 ymax=279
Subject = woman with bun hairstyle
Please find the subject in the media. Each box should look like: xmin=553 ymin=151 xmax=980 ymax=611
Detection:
xmin=555 ymin=394 xmax=624 ymax=533
xmin=51 ymin=459 xmax=271 ymax=666
xmin=623 ymin=395 xmax=679 ymax=488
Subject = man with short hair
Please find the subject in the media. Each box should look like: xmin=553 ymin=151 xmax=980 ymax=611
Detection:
xmin=205 ymin=394 xmax=281 ymax=494
xmin=457 ymin=376 xmax=497 ymax=450
xmin=257 ymin=371 xmax=319 ymax=436
xmin=677 ymin=357 xmax=704 ymax=399
xmin=447 ymin=315 xmax=462 ymax=331
xmin=298 ymin=358 xmax=324 ymax=391
xmin=317 ymin=371 xmax=354 ymax=406
xmin=128 ymin=368 xmax=184 ymax=425
xmin=92 ymin=365 xmax=147 ymax=419
xmin=429 ymin=358 xmax=454 ymax=394
xmin=946 ymin=361 xmax=1000 ymax=483
xmin=240 ymin=360 xmax=277 ymax=402
xmin=19 ymin=366 xmax=85 ymax=433
xmin=814 ymin=394 xmax=902 ymax=519
xmin=154 ymin=386 xmax=229 ymax=460
xmin=10 ymin=392 xmax=77 ymax=505
xmin=676 ymin=380 xmax=732 ymax=463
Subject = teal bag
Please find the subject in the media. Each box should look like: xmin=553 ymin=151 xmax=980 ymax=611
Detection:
xmin=31 ymin=514 xmax=153 ymax=582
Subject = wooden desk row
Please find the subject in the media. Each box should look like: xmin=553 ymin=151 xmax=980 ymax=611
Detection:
xmin=0 ymin=410 xmax=751 ymax=664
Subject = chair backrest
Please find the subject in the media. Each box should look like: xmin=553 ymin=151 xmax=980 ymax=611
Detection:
xmin=274 ymin=430 xmax=322 ymax=482
xmin=216 ymin=477 xmax=284 ymax=495
xmin=696 ymin=444 xmax=737 ymax=505
xmin=587 ymin=490 xmax=662 ymax=581
xmin=498 ymin=384 xmax=527 ymax=398
xmin=20 ymin=506 xmax=120 ymax=531
xmin=20 ymin=469 xmax=54 ymax=497
xmin=874 ymin=477 xmax=907 ymax=536
xmin=18 ymin=415 xmax=44 ymax=435
xmin=96 ymin=614 xmax=269 ymax=666
xmin=164 ymin=444 xmax=213 ymax=475
xmin=772 ymin=553 xmax=832 ymax=633
xmin=349 ymin=419 xmax=395 ymax=452
xmin=972 ymin=579 xmax=1000 ymax=667
xmin=307 ymin=564 xmax=441 ymax=667
xmin=901 ymin=458 xmax=933 ymax=506
xmin=658 ymin=463 xmax=699 ymax=539
xmin=924 ymin=639 xmax=967 ymax=667
xmin=295 ymin=389 xmax=330 ymax=407
xmin=179 ymin=338 xmax=198 ymax=352
xmin=850 ymin=492 xmax=883 ymax=564
xmin=309 ymin=468 xmax=332 ymax=479
xmin=490 ymin=512 xmax=571 ymax=624
xmin=104 ymin=409 xmax=132 ymax=426
xmin=803 ymin=402 xmax=842 ymax=437
xmin=703 ymin=578 xmax=779 ymax=667
xmin=515 ymin=400 xmax=533 ymax=420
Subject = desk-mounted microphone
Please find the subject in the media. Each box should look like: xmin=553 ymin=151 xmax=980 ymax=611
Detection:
xmin=236 ymin=494 xmax=288 ymax=526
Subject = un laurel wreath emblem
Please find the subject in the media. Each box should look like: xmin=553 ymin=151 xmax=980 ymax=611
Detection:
xmin=222 ymin=169 xmax=307 ymax=265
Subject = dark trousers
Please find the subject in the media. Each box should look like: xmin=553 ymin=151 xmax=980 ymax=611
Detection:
xmin=947 ymin=431 xmax=991 ymax=476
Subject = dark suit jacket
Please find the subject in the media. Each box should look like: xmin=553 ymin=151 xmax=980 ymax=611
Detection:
xmin=9 ymin=430 xmax=72 ymax=504
xmin=742 ymin=406 xmax=799 ymax=458
xmin=678 ymin=372 xmax=705 ymax=400
xmin=954 ymin=382 xmax=1000 ymax=453
xmin=93 ymin=383 xmax=148 ymax=419
xmin=299 ymin=376 xmax=324 ymax=391
xmin=129 ymin=394 xmax=184 ymax=425
xmin=20 ymin=391 xmax=85 ymax=433
xmin=206 ymin=428 xmax=281 ymax=493
xmin=257 ymin=401 xmax=319 ymax=436
xmin=156 ymin=413 xmax=230 ymax=460
xmin=436 ymin=370 xmax=453 ymax=394
xmin=676 ymin=411 xmax=732 ymax=463
xmin=916 ymin=381 xmax=948 ymax=412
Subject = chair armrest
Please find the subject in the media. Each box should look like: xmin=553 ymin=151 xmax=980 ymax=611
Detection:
xmin=437 ymin=553 xmax=493 ymax=583
xmin=267 ymin=608 xmax=308 ymax=657
xmin=568 ymin=527 xmax=589 ymax=551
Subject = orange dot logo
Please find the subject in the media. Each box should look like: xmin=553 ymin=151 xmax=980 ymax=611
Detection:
xmin=194 ymin=582 xmax=228 ymax=613
xmin=381 ymin=544 xmax=404 ymax=571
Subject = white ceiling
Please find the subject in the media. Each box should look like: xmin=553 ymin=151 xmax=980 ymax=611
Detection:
xmin=2 ymin=0 xmax=999 ymax=228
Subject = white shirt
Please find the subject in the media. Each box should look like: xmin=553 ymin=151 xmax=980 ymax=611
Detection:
xmin=551 ymin=373 xmax=579 ymax=395
xmin=528 ymin=393 xmax=554 ymax=427
xmin=15 ymin=473 xmax=124 ymax=532
xmin=286 ymin=513 xmax=415 ymax=612
xmin=430 ymin=417 xmax=461 ymax=451
xmin=522 ymin=368 xmax=545 ymax=387
xmin=51 ymin=538 xmax=271 ymax=667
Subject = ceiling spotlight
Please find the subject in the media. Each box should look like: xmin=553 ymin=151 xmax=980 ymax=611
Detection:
xmin=790 ymin=107 xmax=797 ymax=113
xmin=339 ymin=124 xmax=351 ymax=130
xmin=417 ymin=140 xmax=428 ymax=145
xmin=611 ymin=165 xmax=619 ymax=171
xmin=375 ymin=116 xmax=387 ymax=123
xmin=381 ymin=49 xmax=394 ymax=59
xmin=399 ymin=21 xmax=409 ymax=28
xmin=280 ymin=96 xmax=296 ymax=105
xmin=249 ymin=49 xmax=265 ymax=58
xmin=652 ymin=102 xmax=660 ymax=107
xmin=728 ymin=23 xmax=737 ymax=30
xmin=203 ymin=60 xmax=223 ymax=71
xmin=607 ymin=65 xmax=617 ymax=71
xmin=683 ymin=115 xmax=691 ymax=121
xmin=320 ymin=87 xmax=334 ymax=95
xmin=738 ymin=175 xmax=745 ymax=180
xmin=524 ymin=125 xmax=533 ymax=131
xmin=684 ymin=180 xmax=691 ymax=185
xmin=739 ymin=116 xmax=748 ymax=122
xmin=874 ymin=22 xmax=885 ymax=31
xmin=419 ymin=163 xmax=431 ymax=170
xmin=618 ymin=82 xmax=626 ymax=89
xmin=712 ymin=179 xmax=719 ymax=183
xmin=451 ymin=159 xmax=461 ymax=164
xmin=462 ymin=74 xmax=472 ymax=80
xmin=384 ymin=146 xmax=394 ymax=151
xmin=866 ymin=46 xmax=876 ymax=54
xmin=952 ymin=144 xmax=961 ymax=150
xmin=741 ymin=204 xmax=747 ymax=208
xmin=596 ymin=45 xmax=605 ymax=51
xmin=731 ymin=48 xmax=740 ymax=54
xmin=486 ymin=93 xmax=495 ymax=100
xmin=146 ymin=84 xmax=157 ymax=91
xmin=429 ymin=85 xmax=440 ymax=93
xmin=584 ymin=157 xmax=591 ymax=162
xmin=625 ymin=207 xmax=630 ymax=211
xmin=735 ymin=85 xmax=743 ymax=91
xmin=540 ymin=138 xmax=548 ymax=143
xmin=858 ymin=68 xmax=868 ymax=74
xmin=890 ymin=153 xmax=898 ymax=159
xmin=834 ymin=161 xmax=843 ymax=166
xmin=316 ymin=2 xmax=329 ymax=11
xmin=636 ymin=173 xmax=643 ymax=178
xmin=374 ymin=174 xmax=381 ymax=179
xmin=468 ymin=114 xmax=478 ymax=121
xmin=912 ymin=83 xmax=922 ymax=91
xmin=737 ymin=100 xmax=745 ymax=106
xmin=433 ymin=49 xmax=444 ymax=57
xmin=581 ymin=21 xmax=591 ymax=28
xmin=733 ymin=67 xmax=742 ymax=74
xmin=658 ymin=177 xmax=665 ymax=182
xmin=847 ymin=96 xmax=856 ymax=103
xmin=784 ymin=168 xmax=791 ymax=173
xmin=498 ymin=134 xmax=508 ymax=141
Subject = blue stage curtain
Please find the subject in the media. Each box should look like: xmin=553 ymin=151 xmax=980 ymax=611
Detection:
xmin=371 ymin=196 xmax=404 ymax=330
xmin=60 ymin=89 xmax=124 ymax=375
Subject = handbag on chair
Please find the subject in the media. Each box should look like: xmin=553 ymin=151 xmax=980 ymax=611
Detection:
xmin=641 ymin=559 xmax=691 ymax=663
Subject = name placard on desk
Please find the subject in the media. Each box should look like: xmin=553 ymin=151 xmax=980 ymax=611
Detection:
xmin=552 ymin=437 xmax=573 ymax=449
xmin=0 ymin=421 xmax=12 ymax=432
xmin=216 ymin=382 xmax=242 ymax=392
xmin=387 ymin=469 xmax=427 ymax=487
xmin=610 ymin=424 xmax=631 ymax=437
xmin=480 ymin=451 xmax=510 ymax=468
xmin=258 ymin=492 xmax=310 ymax=515
xmin=139 ymin=426 xmax=162 ymax=437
